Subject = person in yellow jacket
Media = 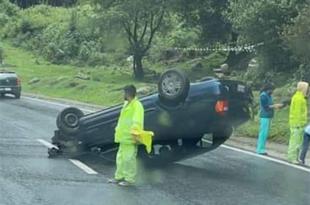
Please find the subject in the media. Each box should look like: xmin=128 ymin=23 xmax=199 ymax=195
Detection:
xmin=288 ymin=82 xmax=309 ymax=163
xmin=108 ymin=85 xmax=144 ymax=186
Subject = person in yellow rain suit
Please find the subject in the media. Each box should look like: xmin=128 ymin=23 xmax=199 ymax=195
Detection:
xmin=108 ymin=85 xmax=151 ymax=186
xmin=288 ymin=82 xmax=309 ymax=164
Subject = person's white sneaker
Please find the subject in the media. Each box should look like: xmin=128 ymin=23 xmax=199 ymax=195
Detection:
xmin=297 ymin=158 xmax=305 ymax=165
xmin=118 ymin=181 xmax=134 ymax=187
xmin=291 ymin=160 xmax=299 ymax=165
xmin=108 ymin=178 xmax=122 ymax=184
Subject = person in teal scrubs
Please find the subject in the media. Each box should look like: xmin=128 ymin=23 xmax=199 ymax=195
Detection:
xmin=256 ymin=83 xmax=283 ymax=155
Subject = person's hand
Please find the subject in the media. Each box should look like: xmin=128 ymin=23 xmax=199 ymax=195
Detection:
xmin=132 ymin=134 xmax=140 ymax=144
xmin=274 ymin=103 xmax=284 ymax=109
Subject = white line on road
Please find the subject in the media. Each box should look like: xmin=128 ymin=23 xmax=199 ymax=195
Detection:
xmin=22 ymin=96 xmax=95 ymax=113
xmin=37 ymin=139 xmax=98 ymax=175
xmin=218 ymin=142 xmax=310 ymax=173
xmin=37 ymin=139 xmax=59 ymax=150
xmin=69 ymin=159 xmax=98 ymax=175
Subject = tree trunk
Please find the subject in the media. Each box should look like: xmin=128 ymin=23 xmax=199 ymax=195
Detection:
xmin=133 ymin=54 xmax=144 ymax=80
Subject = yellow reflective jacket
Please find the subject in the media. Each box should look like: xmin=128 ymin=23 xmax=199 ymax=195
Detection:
xmin=289 ymin=91 xmax=308 ymax=127
xmin=115 ymin=98 xmax=144 ymax=144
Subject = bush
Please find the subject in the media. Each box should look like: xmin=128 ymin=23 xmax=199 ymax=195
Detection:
xmin=227 ymin=0 xmax=301 ymax=73
xmin=1 ymin=4 xmax=128 ymax=66
xmin=284 ymin=5 xmax=310 ymax=82
xmin=0 ymin=0 xmax=20 ymax=35
xmin=0 ymin=0 xmax=19 ymax=17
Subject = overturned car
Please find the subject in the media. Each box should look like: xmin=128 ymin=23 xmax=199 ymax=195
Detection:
xmin=49 ymin=69 xmax=253 ymax=162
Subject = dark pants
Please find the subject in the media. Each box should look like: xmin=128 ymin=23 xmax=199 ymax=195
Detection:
xmin=299 ymin=133 xmax=310 ymax=163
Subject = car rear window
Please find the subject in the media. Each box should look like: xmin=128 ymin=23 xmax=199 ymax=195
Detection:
xmin=0 ymin=71 xmax=15 ymax=74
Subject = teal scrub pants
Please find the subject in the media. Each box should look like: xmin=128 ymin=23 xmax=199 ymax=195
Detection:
xmin=256 ymin=118 xmax=271 ymax=154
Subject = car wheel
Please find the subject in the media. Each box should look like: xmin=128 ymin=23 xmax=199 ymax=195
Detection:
xmin=48 ymin=148 xmax=61 ymax=158
xmin=213 ymin=125 xmax=233 ymax=146
xmin=15 ymin=92 xmax=21 ymax=99
xmin=56 ymin=107 xmax=84 ymax=135
xmin=158 ymin=69 xmax=190 ymax=104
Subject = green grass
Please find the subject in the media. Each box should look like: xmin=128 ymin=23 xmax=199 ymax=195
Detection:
xmin=235 ymin=107 xmax=290 ymax=144
xmin=1 ymin=41 xmax=152 ymax=106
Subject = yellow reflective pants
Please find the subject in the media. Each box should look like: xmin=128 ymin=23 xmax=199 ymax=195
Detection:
xmin=114 ymin=143 xmax=138 ymax=183
xmin=288 ymin=127 xmax=304 ymax=162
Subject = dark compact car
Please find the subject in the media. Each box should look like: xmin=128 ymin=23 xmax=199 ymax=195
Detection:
xmin=0 ymin=70 xmax=21 ymax=99
xmin=49 ymin=69 xmax=253 ymax=162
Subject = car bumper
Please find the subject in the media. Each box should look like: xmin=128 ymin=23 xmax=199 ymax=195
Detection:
xmin=0 ymin=86 xmax=21 ymax=94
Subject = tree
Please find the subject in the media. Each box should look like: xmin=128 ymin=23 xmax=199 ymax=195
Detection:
xmin=283 ymin=4 xmax=310 ymax=81
xmin=227 ymin=0 xmax=306 ymax=72
xmin=94 ymin=0 xmax=167 ymax=80
xmin=171 ymin=0 xmax=247 ymax=69
xmin=172 ymin=0 xmax=231 ymax=45
xmin=284 ymin=5 xmax=310 ymax=65
xmin=121 ymin=0 xmax=165 ymax=79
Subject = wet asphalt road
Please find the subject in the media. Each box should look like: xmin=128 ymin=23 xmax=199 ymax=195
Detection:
xmin=0 ymin=96 xmax=309 ymax=205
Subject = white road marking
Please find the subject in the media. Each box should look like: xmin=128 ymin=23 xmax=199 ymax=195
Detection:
xmin=201 ymin=138 xmax=310 ymax=173
xmin=69 ymin=159 xmax=98 ymax=175
xmin=37 ymin=139 xmax=98 ymax=175
xmin=22 ymin=96 xmax=95 ymax=113
xmin=37 ymin=139 xmax=59 ymax=150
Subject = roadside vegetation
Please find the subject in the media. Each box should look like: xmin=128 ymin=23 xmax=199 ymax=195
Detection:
xmin=1 ymin=0 xmax=310 ymax=143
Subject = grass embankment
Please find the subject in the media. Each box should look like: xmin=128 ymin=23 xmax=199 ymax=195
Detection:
xmin=2 ymin=42 xmax=151 ymax=106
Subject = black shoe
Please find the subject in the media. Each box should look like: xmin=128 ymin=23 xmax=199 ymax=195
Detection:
xmin=258 ymin=152 xmax=268 ymax=156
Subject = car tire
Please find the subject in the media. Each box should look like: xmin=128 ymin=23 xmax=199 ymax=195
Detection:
xmin=158 ymin=69 xmax=190 ymax=104
xmin=15 ymin=92 xmax=21 ymax=99
xmin=48 ymin=148 xmax=61 ymax=158
xmin=212 ymin=125 xmax=233 ymax=146
xmin=56 ymin=107 xmax=84 ymax=135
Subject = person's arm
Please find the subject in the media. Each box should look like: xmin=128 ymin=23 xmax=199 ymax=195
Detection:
xmin=131 ymin=102 xmax=145 ymax=143
xmin=289 ymin=96 xmax=296 ymax=126
xmin=300 ymin=97 xmax=307 ymax=126
xmin=261 ymin=94 xmax=283 ymax=109
xmin=270 ymin=104 xmax=284 ymax=109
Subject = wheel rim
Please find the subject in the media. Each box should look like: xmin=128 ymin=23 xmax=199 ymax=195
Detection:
xmin=64 ymin=113 xmax=79 ymax=127
xmin=161 ymin=73 xmax=182 ymax=97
